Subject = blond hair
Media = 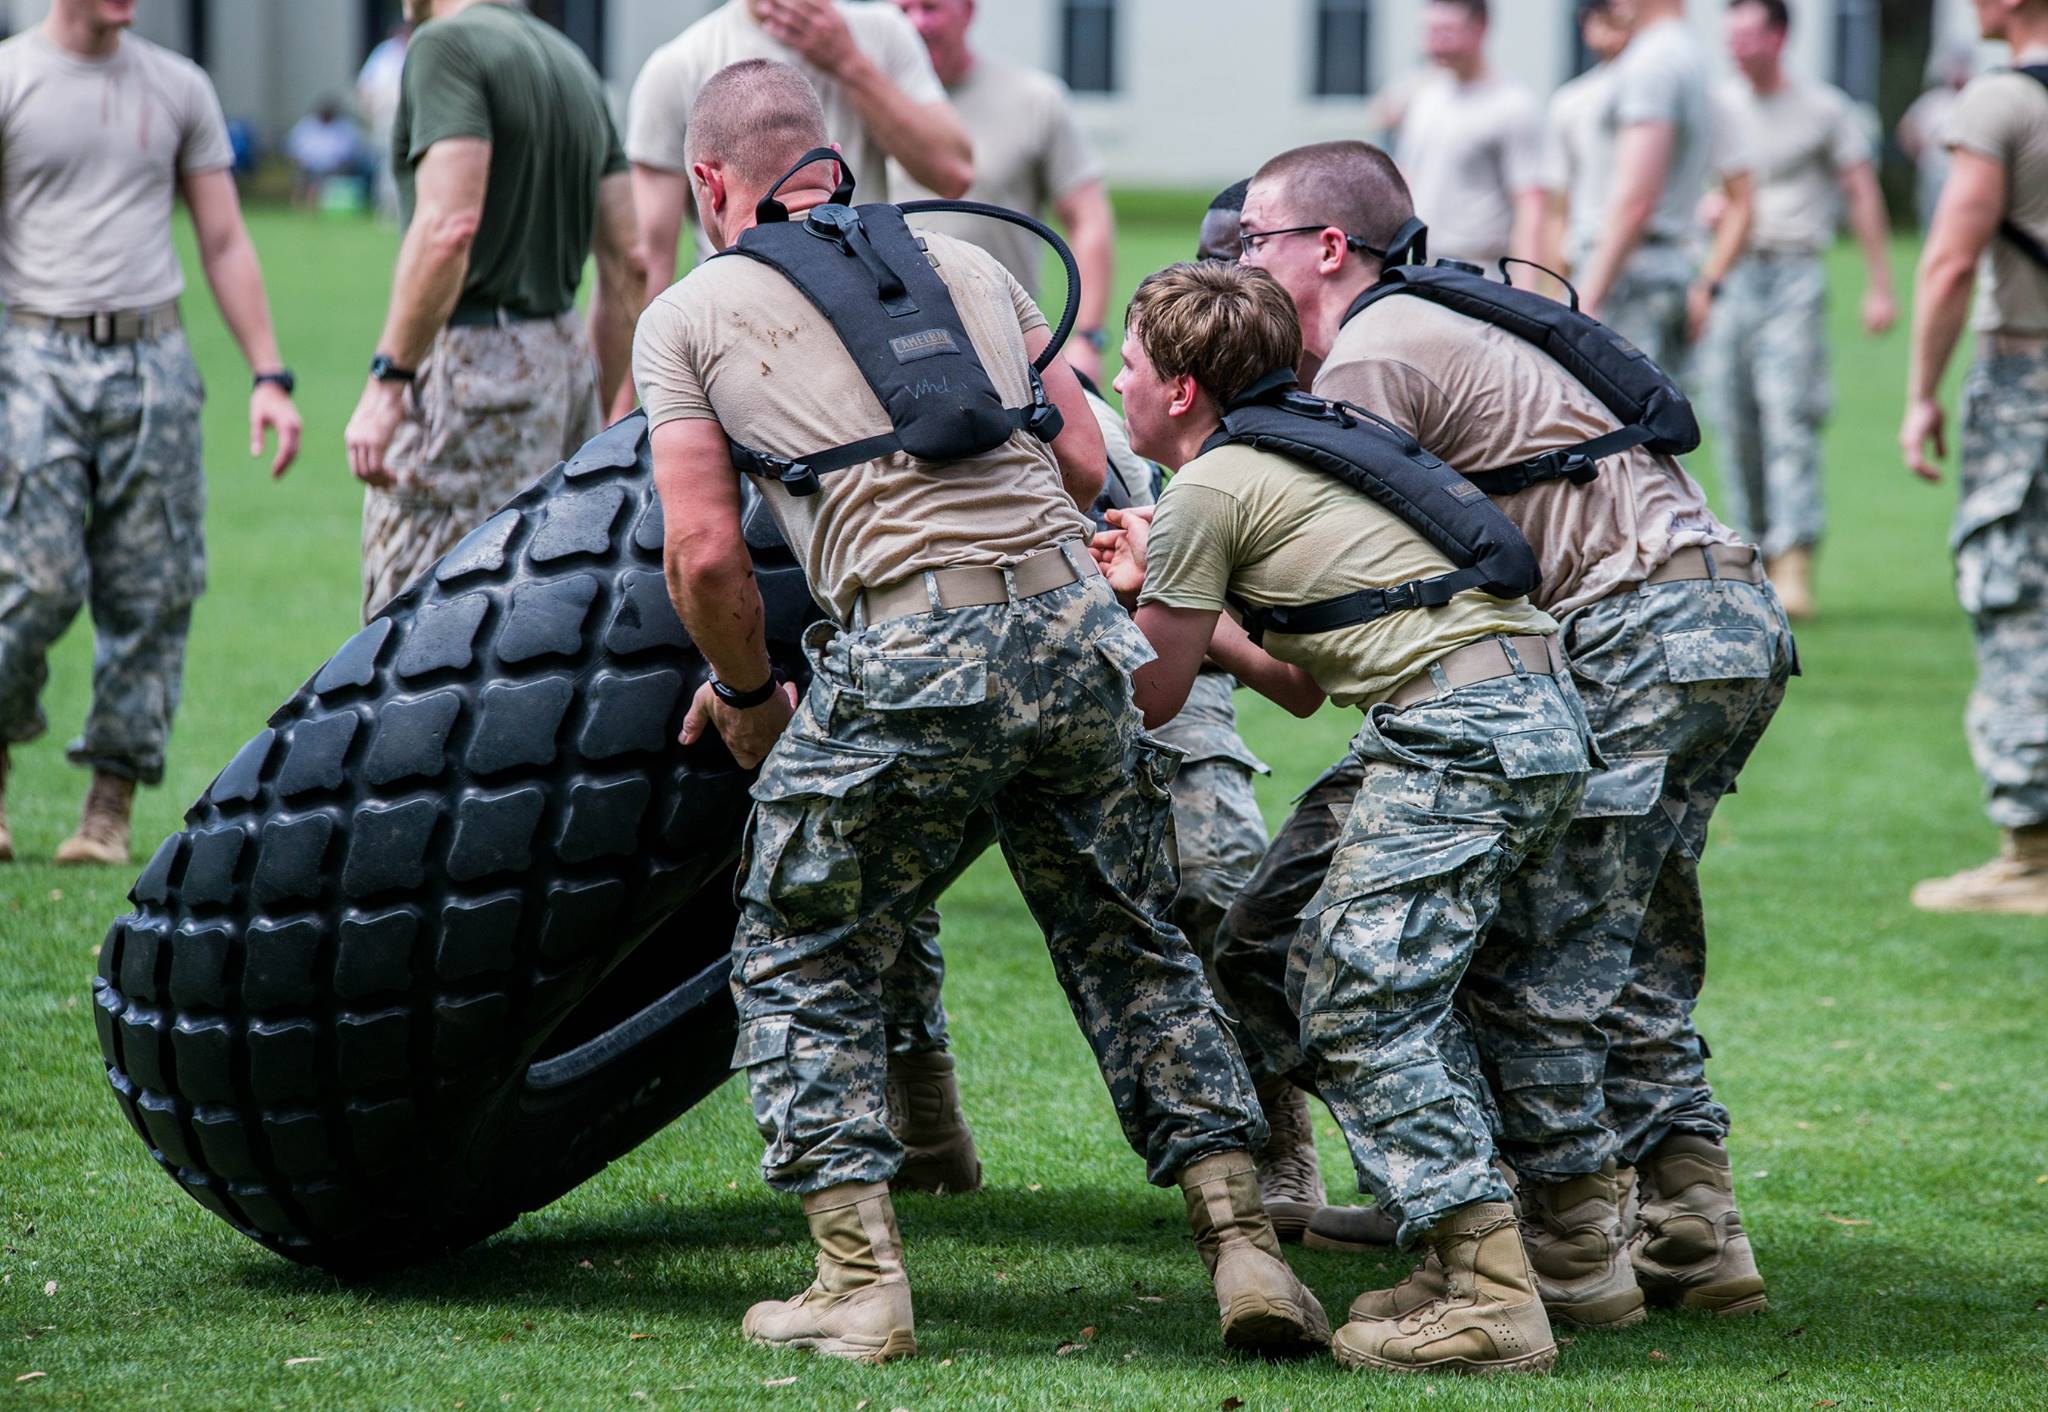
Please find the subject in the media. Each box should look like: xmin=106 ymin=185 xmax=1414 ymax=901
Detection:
xmin=1126 ymin=263 xmax=1302 ymax=409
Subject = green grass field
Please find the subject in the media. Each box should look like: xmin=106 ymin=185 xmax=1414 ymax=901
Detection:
xmin=3 ymin=203 xmax=2045 ymax=1409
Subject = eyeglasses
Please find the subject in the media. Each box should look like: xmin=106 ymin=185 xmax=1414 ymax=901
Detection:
xmin=1238 ymin=226 xmax=1390 ymax=260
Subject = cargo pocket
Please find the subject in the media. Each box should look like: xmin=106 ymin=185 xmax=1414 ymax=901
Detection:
xmin=729 ymin=1014 xmax=795 ymax=1152
xmin=1090 ymin=620 xmax=1161 ymax=714
xmin=1491 ymin=727 xmax=1591 ymax=780
xmin=1575 ymin=753 xmax=1668 ymax=819
xmin=1951 ymin=467 xmax=2038 ymax=616
xmin=738 ymin=739 xmax=897 ymax=942
xmin=1659 ymin=627 xmax=1776 ymax=683
xmin=1301 ymin=824 xmax=1502 ymax=918
xmin=1495 ymin=1050 xmax=1602 ymax=1106
xmin=860 ymin=654 xmax=989 ymax=710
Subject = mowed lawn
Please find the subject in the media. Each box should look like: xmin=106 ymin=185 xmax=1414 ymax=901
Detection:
xmin=3 ymin=202 xmax=2045 ymax=1410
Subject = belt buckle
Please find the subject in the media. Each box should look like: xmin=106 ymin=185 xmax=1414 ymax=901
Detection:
xmin=89 ymin=312 xmax=116 ymax=346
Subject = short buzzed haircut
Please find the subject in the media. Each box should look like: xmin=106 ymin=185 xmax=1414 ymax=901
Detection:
xmin=1126 ymin=263 xmax=1302 ymax=410
xmin=1208 ymin=179 xmax=1251 ymax=215
xmin=1729 ymin=0 xmax=1790 ymax=31
xmin=1252 ymin=142 xmax=1414 ymax=257
xmin=685 ymin=59 xmax=830 ymax=185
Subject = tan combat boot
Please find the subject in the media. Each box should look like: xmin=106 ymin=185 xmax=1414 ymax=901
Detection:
xmin=54 ymin=771 xmax=135 ymax=866
xmin=1630 ymin=1134 xmax=1768 ymax=1316
xmin=1520 ymin=1162 xmax=1646 ymax=1329
xmin=1909 ymin=827 xmax=2048 ymax=916
xmin=886 ymin=1049 xmax=983 ymax=1194
xmin=1252 ymin=1081 xmax=1325 ymax=1242
xmin=1332 ymin=1201 xmax=1558 ymax=1375
xmin=1767 ymin=546 xmax=1817 ymax=621
xmin=742 ymin=1181 xmax=916 ymax=1363
xmin=1180 ymin=1151 xmax=1331 ymax=1356
xmin=0 ymin=746 xmax=14 ymax=863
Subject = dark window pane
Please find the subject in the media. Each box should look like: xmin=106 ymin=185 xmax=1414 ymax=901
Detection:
xmin=527 ymin=0 xmax=607 ymax=74
xmin=1061 ymin=1 xmax=1117 ymax=94
xmin=1313 ymin=0 xmax=1371 ymax=98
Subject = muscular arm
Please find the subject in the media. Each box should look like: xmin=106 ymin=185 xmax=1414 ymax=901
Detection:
xmin=1509 ymin=187 xmax=1550 ymax=272
xmin=632 ymin=162 xmax=691 ymax=304
xmin=1687 ymin=168 xmax=1752 ymax=342
xmin=1129 ymin=604 xmax=1218 ymax=728
xmin=180 ymin=166 xmax=301 ymax=477
xmin=1053 ymin=179 xmax=1115 ymax=346
xmin=1578 ymin=119 xmax=1676 ymax=316
xmin=1026 ymin=324 xmax=1108 ymax=509
xmin=1840 ymin=159 xmax=1898 ymax=333
xmin=374 ymin=137 xmax=490 ymax=366
xmin=1901 ymin=148 xmax=2004 ymax=481
xmin=1204 ymin=613 xmax=1325 ymax=718
xmin=587 ymin=171 xmax=648 ymax=415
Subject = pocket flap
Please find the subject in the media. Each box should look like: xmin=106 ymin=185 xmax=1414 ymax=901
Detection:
xmin=1492 ymin=727 xmax=1591 ymax=780
xmin=750 ymin=737 xmax=896 ymax=805
xmin=1495 ymin=1050 xmax=1602 ymax=1091
xmin=1095 ymin=622 xmax=1160 ymax=677
xmin=1575 ymin=753 xmax=1668 ymax=819
xmin=1950 ymin=466 xmax=2035 ymax=552
xmin=731 ymin=1015 xmax=791 ymax=1068
xmin=1660 ymin=627 xmax=1775 ymax=684
xmin=860 ymin=655 xmax=989 ymax=710
xmin=1301 ymin=825 xmax=1503 ymax=917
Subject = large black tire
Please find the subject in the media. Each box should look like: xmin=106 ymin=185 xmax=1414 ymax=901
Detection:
xmin=90 ymin=414 xmax=824 ymax=1277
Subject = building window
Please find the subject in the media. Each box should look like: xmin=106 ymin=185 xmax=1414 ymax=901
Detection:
xmin=1061 ymin=0 xmax=1118 ymax=95
xmin=1313 ymin=0 xmax=1373 ymax=98
xmin=529 ymin=0 xmax=608 ymax=74
xmin=186 ymin=0 xmax=208 ymax=67
xmin=362 ymin=0 xmax=406 ymax=62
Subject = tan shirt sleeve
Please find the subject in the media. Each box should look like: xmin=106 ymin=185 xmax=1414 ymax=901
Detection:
xmin=174 ymin=60 xmax=236 ymax=174
xmin=1946 ymin=75 xmax=2030 ymax=166
xmin=1138 ymin=479 xmax=1246 ymax=613
xmin=1004 ymin=263 xmax=1050 ymax=337
xmin=1829 ymin=90 xmax=1875 ymax=172
xmin=626 ymin=43 xmax=695 ymax=172
xmin=1315 ymin=356 xmax=1451 ymax=450
xmin=633 ymin=292 xmax=715 ymax=430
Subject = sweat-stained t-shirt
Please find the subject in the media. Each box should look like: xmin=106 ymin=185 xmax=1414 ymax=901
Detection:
xmin=890 ymin=56 xmax=1101 ymax=301
xmin=1139 ymin=444 xmax=1552 ymax=709
xmin=632 ymin=229 xmax=1090 ymax=624
xmin=1945 ymin=56 xmax=2048 ymax=336
xmin=1319 ymin=297 xmax=1740 ymax=618
xmin=0 ymin=28 xmax=233 ymax=315
xmin=394 ymin=1 xmax=626 ymax=317
xmin=627 ymin=0 xmax=945 ymax=261
xmin=1717 ymin=75 xmax=1871 ymax=254
xmin=1394 ymin=70 xmax=1546 ymax=266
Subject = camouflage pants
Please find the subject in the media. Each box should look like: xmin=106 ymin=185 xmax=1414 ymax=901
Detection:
xmin=1250 ymin=663 xmax=1593 ymax=1246
xmin=1701 ymin=255 xmax=1830 ymax=558
xmin=733 ymin=571 xmax=1262 ymax=1194
xmin=1955 ymin=350 xmax=2048 ymax=830
xmin=1601 ymin=267 xmax=1692 ymax=385
xmin=361 ymin=314 xmax=600 ymax=620
xmin=0 ymin=322 xmax=205 ymax=785
xmin=1466 ymin=577 xmax=1795 ymax=1173
xmin=880 ymin=671 xmax=1270 ymax=1057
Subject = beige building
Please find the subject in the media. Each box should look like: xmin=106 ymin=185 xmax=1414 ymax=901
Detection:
xmin=2 ymin=0 xmax=1908 ymax=190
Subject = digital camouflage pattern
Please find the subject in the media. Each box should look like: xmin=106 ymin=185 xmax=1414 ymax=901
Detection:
xmin=361 ymin=315 xmax=601 ymax=620
xmin=0 ymin=324 xmax=205 ymax=785
xmin=1599 ymin=270 xmax=1691 ymax=385
xmin=1218 ymin=663 xmax=1593 ymax=1248
xmin=1955 ymin=348 xmax=2048 ymax=830
xmin=1467 ymin=577 xmax=1795 ymax=1172
xmin=1700 ymin=255 xmax=1831 ymax=558
xmin=734 ymin=573 xmax=1264 ymax=1193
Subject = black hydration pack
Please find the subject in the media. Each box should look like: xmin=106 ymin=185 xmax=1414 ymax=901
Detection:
xmin=2001 ymin=67 xmax=2048 ymax=274
xmin=1342 ymin=248 xmax=1700 ymax=496
xmin=713 ymin=149 xmax=1078 ymax=496
xmin=1202 ymin=370 xmax=1541 ymax=645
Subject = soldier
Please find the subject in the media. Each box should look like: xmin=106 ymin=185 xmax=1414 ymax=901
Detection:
xmin=344 ymin=0 xmax=643 ymax=622
xmin=1702 ymin=0 xmax=1896 ymax=620
xmin=633 ymin=59 xmax=1326 ymax=1363
xmin=0 ymin=0 xmax=302 ymax=866
xmin=1538 ymin=2 xmax=1630 ymax=275
xmin=1098 ymin=260 xmax=1593 ymax=1375
xmin=1239 ymin=140 xmax=1795 ymax=1326
xmin=889 ymin=0 xmax=1116 ymax=383
xmin=1899 ymin=0 xmax=2048 ymax=916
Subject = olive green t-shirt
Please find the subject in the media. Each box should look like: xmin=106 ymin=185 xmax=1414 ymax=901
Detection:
xmin=395 ymin=2 xmax=627 ymax=316
xmin=1140 ymin=444 xmax=1553 ymax=708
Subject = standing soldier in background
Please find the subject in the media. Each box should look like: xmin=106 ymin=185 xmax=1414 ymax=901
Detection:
xmin=1899 ymin=44 xmax=1980 ymax=232
xmin=344 ymin=0 xmax=644 ymax=621
xmin=1900 ymin=0 xmax=2048 ymax=917
xmin=1368 ymin=0 xmax=1546 ymax=270
xmin=1701 ymin=0 xmax=1894 ymax=621
xmin=889 ymin=0 xmax=1115 ymax=383
xmin=1539 ymin=2 xmax=1629 ymax=275
xmin=0 ymin=0 xmax=301 ymax=867
xmin=627 ymin=0 xmax=970 ymax=320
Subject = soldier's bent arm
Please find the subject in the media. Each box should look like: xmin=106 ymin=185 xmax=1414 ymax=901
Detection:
xmin=1026 ymin=325 xmax=1108 ymax=509
xmin=1578 ymin=120 xmax=1675 ymax=316
xmin=651 ymin=417 xmax=772 ymax=691
xmin=1128 ymin=605 xmax=1220 ymax=728
xmin=632 ymin=163 xmax=691 ymax=307
xmin=1902 ymin=150 xmax=2006 ymax=479
xmin=1204 ymin=613 xmax=1326 ymax=718
xmin=588 ymin=171 xmax=648 ymax=414
xmin=1054 ymin=180 xmax=1116 ymax=351
xmin=374 ymin=138 xmax=491 ymax=367
xmin=834 ymin=53 xmax=971 ymax=198
xmin=180 ymin=167 xmax=301 ymax=478
xmin=1839 ymin=160 xmax=1898 ymax=332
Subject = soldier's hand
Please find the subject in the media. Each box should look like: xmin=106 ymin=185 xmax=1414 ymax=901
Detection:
xmin=1899 ymin=397 xmax=1947 ymax=483
xmin=756 ymin=0 xmax=858 ymax=76
xmin=345 ymin=378 xmax=407 ymax=490
xmin=680 ymin=678 xmax=799 ymax=770
xmin=1684 ymin=283 xmax=1715 ymax=346
xmin=1095 ymin=506 xmax=1154 ymax=606
xmin=250 ymin=382 xmax=302 ymax=480
xmin=1863 ymin=287 xmax=1898 ymax=337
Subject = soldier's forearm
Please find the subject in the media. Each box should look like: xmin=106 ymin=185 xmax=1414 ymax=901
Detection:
xmin=376 ymin=216 xmax=472 ymax=367
xmin=669 ymin=545 xmax=772 ymax=689
xmin=200 ymin=232 xmax=286 ymax=375
xmin=1908 ymin=255 xmax=1975 ymax=403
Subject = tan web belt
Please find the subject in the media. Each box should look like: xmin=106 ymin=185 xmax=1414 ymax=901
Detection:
xmin=7 ymin=301 xmax=180 ymax=346
xmin=1642 ymin=544 xmax=1765 ymax=588
xmin=1385 ymin=634 xmax=1567 ymax=711
xmin=857 ymin=543 xmax=1100 ymax=627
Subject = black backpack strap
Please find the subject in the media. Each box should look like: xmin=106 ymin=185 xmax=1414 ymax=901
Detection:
xmin=1998 ymin=68 xmax=2048 ymax=272
xmin=1464 ymin=425 xmax=1654 ymax=496
xmin=1230 ymin=566 xmax=1495 ymax=648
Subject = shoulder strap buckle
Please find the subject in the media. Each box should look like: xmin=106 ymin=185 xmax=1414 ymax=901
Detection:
xmin=1529 ymin=448 xmax=1598 ymax=486
xmin=1023 ymin=369 xmax=1065 ymax=442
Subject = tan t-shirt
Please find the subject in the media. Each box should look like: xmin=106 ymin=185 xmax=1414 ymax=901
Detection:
xmin=890 ymin=57 xmax=1100 ymax=301
xmin=626 ymin=1 xmax=945 ymax=262
xmin=1946 ymin=58 xmax=2048 ymax=335
xmin=1139 ymin=444 xmax=1552 ymax=709
xmin=633 ymin=229 xmax=1091 ymax=623
xmin=1318 ymin=298 xmax=1740 ymax=618
xmin=0 ymin=29 xmax=233 ymax=315
xmin=1718 ymin=76 xmax=1870 ymax=254
xmin=1394 ymin=70 xmax=1546 ymax=266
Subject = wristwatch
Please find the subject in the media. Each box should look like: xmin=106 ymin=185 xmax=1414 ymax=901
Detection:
xmin=710 ymin=669 xmax=782 ymax=709
xmin=1077 ymin=328 xmax=1107 ymax=352
xmin=369 ymin=354 xmax=417 ymax=383
xmin=252 ymin=368 xmax=296 ymax=394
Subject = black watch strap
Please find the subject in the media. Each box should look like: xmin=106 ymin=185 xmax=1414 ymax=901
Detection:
xmin=369 ymin=354 xmax=417 ymax=383
xmin=253 ymin=368 xmax=295 ymax=394
xmin=711 ymin=669 xmax=781 ymax=709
